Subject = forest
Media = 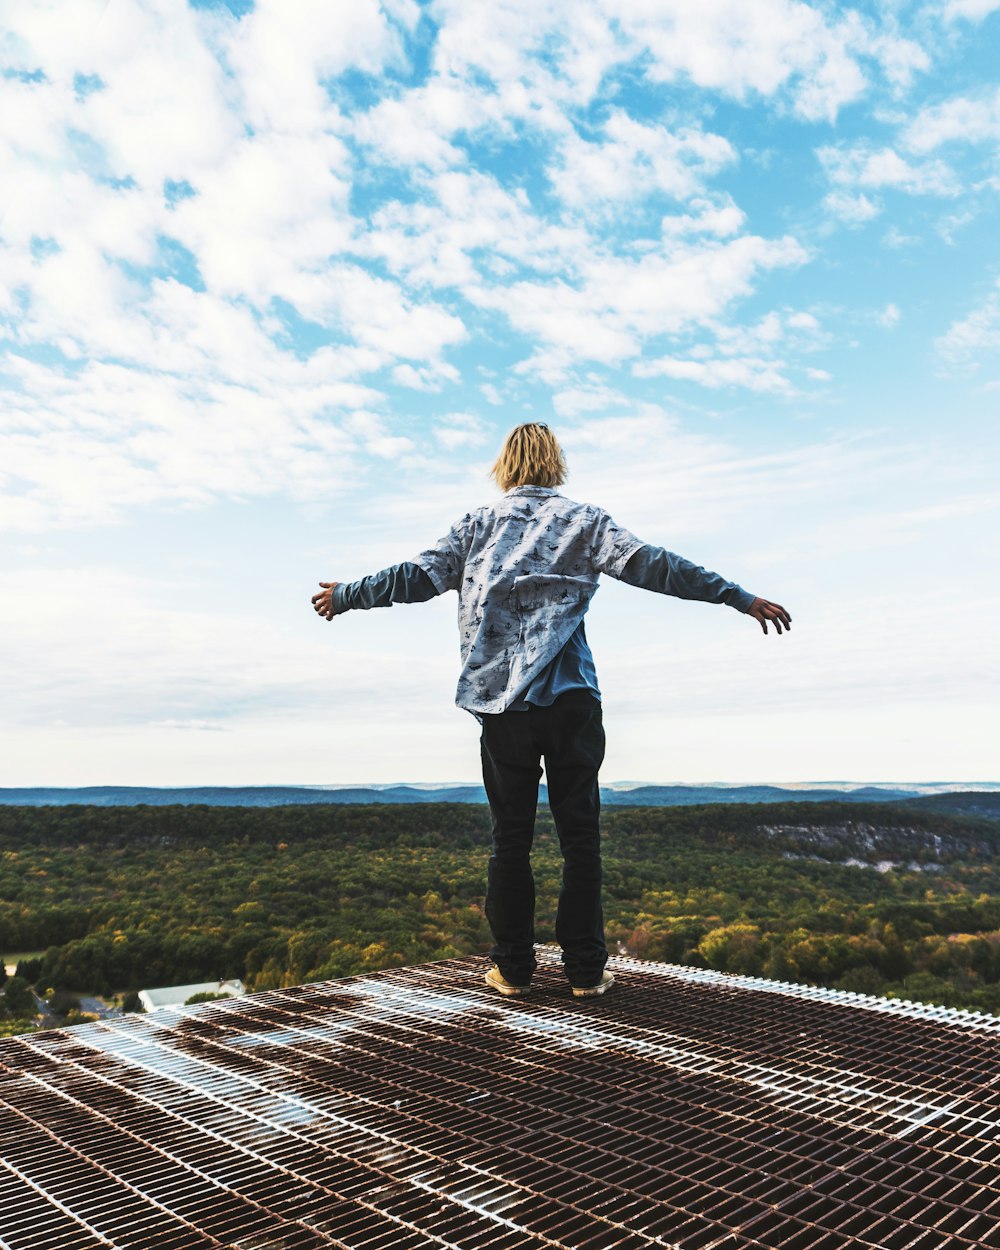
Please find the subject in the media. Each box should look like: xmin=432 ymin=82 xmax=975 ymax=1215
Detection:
xmin=2 ymin=800 xmax=1000 ymax=1021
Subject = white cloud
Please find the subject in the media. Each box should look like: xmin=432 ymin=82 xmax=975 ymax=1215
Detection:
xmin=942 ymin=0 xmax=1000 ymax=20
xmin=480 ymin=233 xmax=808 ymax=377
xmin=433 ymin=413 xmax=489 ymax=450
xmin=0 ymin=1 xmax=238 ymax=213
xmin=634 ymin=354 xmax=794 ymax=393
xmin=423 ymin=0 xmax=917 ymax=139
xmin=364 ymin=170 xmax=589 ymax=290
xmin=819 ymin=143 xmax=959 ymax=196
xmin=355 ymin=80 xmax=494 ymax=171
xmin=0 ymin=342 xmax=398 ymax=530
xmin=0 ymin=2 xmax=465 ymax=536
xmin=0 ymin=0 xmax=469 ymax=377
xmin=391 ymin=361 xmax=460 ymax=391
xmin=367 ymin=435 xmax=416 ymax=458
xmin=480 ymin=383 xmax=502 ymax=405
xmin=713 ymin=310 xmax=786 ymax=353
xmin=556 ymin=406 xmax=910 ymax=549
xmin=903 ymin=87 xmax=1000 ymax=153
xmin=822 ymin=190 xmax=881 ymax=223
xmin=936 ymin=206 xmax=980 ymax=245
xmin=168 ymin=131 xmax=354 ymax=304
xmin=936 ymin=278 xmax=1000 ymax=363
xmin=225 ymin=0 xmax=401 ymax=135
xmin=0 ymin=0 xmax=965 ymax=547
xmin=883 ymin=225 xmax=920 ymax=248
xmin=862 ymin=27 xmax=930 ymax=92
xmin=0 ymin=564 xmax=440 ymax=730
xmin=878 ymin=303 xmax=901 ymax=328
xmin=270 ymin=264 xmax=468 ymax=363
xmin=661 ymin=199 xmax=746 ymax=238
xmin=552 ymin=383 xmax=631 ymax=418
xmin=82 ymin=3 xmax=241 ymax=190
xmin=549 ymin=112 xmax=735 ymax=210
xmin=343 ymin=409 xmax=415 ymax=458
xmin=607 ymin=0 xmax=868 ymax=120
xmin=428 ymin=0 xmax=626 ymax=117
xmin=1 ymin=0 xmax=109 ymax=81
xmin=630 ymin=309 xmax=826 ymax=394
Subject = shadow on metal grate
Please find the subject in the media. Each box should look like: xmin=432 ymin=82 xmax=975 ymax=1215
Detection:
xmin=1 ymin=950 xmax=999 ymax=1249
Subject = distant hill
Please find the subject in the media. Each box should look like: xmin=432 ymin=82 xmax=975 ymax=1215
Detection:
xmin=3 ymin=783 xmax=995 ymax=809
xmin=902 ymin=791 xmax=1000 ymax=821
xmin=601 ymin=784 xmax=924 ymax=807
xmin=0 ymin=785 xmax=489 ymax=807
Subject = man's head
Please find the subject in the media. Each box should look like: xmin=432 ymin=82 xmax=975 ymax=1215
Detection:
xmin=490 ymin=422 xmax=567 ymax=492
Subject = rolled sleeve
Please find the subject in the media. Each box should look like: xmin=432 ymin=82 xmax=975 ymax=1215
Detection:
xmin=590 ymin=509 xmax=645 ymax=578
xmin=411 ymin=515 xmax=471 ymax=594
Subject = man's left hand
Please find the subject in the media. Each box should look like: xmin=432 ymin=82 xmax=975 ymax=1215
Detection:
xmin=747 ymin=597 xmax=791 ymax=635
xmin=311 ymin=582 xmax=340 ymax=621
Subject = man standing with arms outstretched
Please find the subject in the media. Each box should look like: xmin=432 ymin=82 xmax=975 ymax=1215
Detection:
xmin=312 ymin=423 xmax=790 ymax=998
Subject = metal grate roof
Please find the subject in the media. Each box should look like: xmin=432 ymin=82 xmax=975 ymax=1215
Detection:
xmin=1 ymin=949 xmax=999 ymax=1249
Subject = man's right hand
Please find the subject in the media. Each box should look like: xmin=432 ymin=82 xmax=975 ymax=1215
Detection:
xmin=747 ymin=597 xmax=791 ymax=635
xmin=311 ymin=582 xmax=340 ymax=621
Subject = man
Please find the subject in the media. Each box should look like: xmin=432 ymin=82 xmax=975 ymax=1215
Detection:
xmin=312 ymin=422 xmax=790 ymax=999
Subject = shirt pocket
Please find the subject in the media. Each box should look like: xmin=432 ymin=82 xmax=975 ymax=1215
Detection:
xmin=512 ymin=574 xmax=596 ymax=613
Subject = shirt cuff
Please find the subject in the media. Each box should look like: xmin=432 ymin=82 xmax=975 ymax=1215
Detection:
xmin=729 ymin=587 xmax=756 ymax=613
xmin=331 ymin=583 xmax=351 ymax=614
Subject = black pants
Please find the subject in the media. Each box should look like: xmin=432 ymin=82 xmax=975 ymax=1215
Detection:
xmin=479 ymin=691 xmax=607 ymax=988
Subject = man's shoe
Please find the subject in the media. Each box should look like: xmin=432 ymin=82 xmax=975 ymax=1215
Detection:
xmin=572 ymin=971 xmax=615 ymax=998
xmin=485 ymin=966 xmax=531 ymax=997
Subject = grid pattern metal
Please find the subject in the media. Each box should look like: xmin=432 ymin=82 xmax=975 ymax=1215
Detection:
xmin=1 ymin=950 xmax=999 ymax=1250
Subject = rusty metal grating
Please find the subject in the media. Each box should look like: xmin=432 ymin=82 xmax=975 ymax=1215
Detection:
xmin=1 ymin=950 xmax=999 ymax=1249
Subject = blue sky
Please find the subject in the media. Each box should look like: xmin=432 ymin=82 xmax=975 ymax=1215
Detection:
xmin=1 ymin=0 xmax=997 ymax=785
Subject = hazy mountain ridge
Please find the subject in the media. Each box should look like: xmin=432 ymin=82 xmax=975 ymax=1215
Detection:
xmin=5 ymin=783 xmax=997 ymax=814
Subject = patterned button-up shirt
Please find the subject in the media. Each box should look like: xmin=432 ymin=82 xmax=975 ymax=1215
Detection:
xmin=332 ymin=486 xmax=754 ymax=714
xmin=412 ymin=486 xmax=646 ymax=714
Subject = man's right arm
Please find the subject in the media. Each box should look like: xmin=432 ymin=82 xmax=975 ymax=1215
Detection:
xmin=333 ymin=563 xmax=440 ymax=612
xmin=313 ymin=512 xmax=473 ymax=621
xmin=312 ymin=563 xmax=440 ymax=621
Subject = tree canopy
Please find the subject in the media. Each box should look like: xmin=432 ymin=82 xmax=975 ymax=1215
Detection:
xmin=2 ymin=800 xmax=999 ymax=1014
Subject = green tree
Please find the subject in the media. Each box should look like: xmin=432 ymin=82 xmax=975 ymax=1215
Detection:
xmin=698 ymin=924 xmax=764 ymax=976
xmin=3 ymin=975 xmax=36 ymax=1018
xmin=46 ymin=990 xmax=82 ymax=1016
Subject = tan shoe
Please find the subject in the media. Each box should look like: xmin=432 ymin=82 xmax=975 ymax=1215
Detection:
xmin=572 ymin=970 xmax=615 ymax=998
xmin=485 ymin=966 xmax=531 ymax=997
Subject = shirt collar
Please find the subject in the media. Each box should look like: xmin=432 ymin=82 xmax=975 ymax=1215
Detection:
xmin=506 ymin=486 xmax=559 ymax=497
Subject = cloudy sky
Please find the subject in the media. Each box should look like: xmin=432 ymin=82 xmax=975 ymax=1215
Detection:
xmin=1 ymin=0 xmax=998 ymax=787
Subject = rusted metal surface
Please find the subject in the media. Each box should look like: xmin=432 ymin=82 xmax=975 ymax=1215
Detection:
xmin=1 ymin=950 xmax=998 ymax=1249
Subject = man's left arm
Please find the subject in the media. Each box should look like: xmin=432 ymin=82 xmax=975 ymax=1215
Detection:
xmin=616 ymin=545 xmax=792 ymax=636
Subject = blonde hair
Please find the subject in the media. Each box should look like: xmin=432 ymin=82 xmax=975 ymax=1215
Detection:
xmin=489 ymin=422 xmax=567 ymax=492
